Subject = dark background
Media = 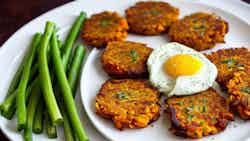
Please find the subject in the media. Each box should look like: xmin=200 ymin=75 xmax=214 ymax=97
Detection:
xmin=0 ymin=0 xmax=73 ymax=46
xmin=0 ymin=0 xmax=249 ymax=140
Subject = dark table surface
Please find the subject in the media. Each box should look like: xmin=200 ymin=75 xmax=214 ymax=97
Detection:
xmin=0 ymin=0 xmax=249 ymax=140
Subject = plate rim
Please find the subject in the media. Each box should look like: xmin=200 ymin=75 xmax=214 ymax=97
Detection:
xmin=80 ymin=1 xmax=250 ymax=141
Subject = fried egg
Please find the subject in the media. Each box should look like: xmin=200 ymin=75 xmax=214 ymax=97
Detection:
xmin=147 ymin=42 xmax=217 ymax=96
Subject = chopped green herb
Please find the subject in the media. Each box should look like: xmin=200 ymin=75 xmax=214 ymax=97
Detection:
xmin=193 ymin=20 xmax=207 ymax=36
xmin=151 ymin=9 xmax=160 ymax=15
xmin=129 ymin=50 xmax=139 ymax=62
xmin=187 ymin=114 xmax=193 ymax=122
xmin=100 ymin=17 xmax=112 ymax=27
xmin=185 ymin=106 xmax=194 ymax=113
xmin=202 ymin=106 xmax=207 ymax=113
xmin=194 ymin=23 xmax=206 ymax=30
xmin=200 ymin=121 xmax=205 ymax=126
xmin=202 ymin=98 xmax=207 ymax=104
xmin=202 ymin=128 xmax=207 ymax=132
xmin=236 ymin=64 xmax=244 ymax=67
xmin=241 ymin=86 xmax=250 ymax=94
xmin=177 ymin=101 xmax=184 ymax=106
xmin=116 ymin=92 xmax=128 ymax=99
xmin=142 ymin=9 xmax=160 ymax=16
xmin=236 ymin=64 xmax=245 ymax=70
xmin=211 ymin=117 xmax=217 ymax=124
xmin=221 ymin=58 xmax=237 ymax=68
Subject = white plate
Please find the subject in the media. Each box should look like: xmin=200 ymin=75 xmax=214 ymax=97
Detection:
xmin=0 ymin=0 xmax=249 ymax=141
xmin=80 ymin=1 xmax=250 ymax=141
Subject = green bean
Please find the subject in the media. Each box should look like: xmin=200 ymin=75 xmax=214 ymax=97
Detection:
xmin=61 ymin=44 xmax=86 ymax=141
xmin=68 ymin=44 xmax=86 ymax=95
xmin=38 ymin=21 xmax=63 ymax=125
xmin=60 ymin=101 xmax=76 ymax=141
xmin=57 ymin=13 xmax=87 ymax=141
xmin=0 ymin=90 xmax=16 ymax=119
xmin=32 ymin=100 xmax=44 ymax=134
xmin=55 ymin=41 xmax=85 ymax=141
xmin=16 ymin=33 xmax=42 ymax=131
xmin=0 ymin=69 xmax=39 ymax=120
xmin=0 ymin=77 xmax=38 ymax=119
xmin=45 ymin=113 xmax=57 ymax=138
xmin=24 ymin=80 xmax=41 ymax=141
xmin=51 ymin=12 xmax=87 ymax=141
xmin=51 ymin=31 xmax=89 ymax=141
xmin=62 ymin=12 xmax=86 ymax=70
xmin=29 ymin=63 xmax=38 ymax=83
xmin=6 ymin=66 xmax=22 ymax=97
xmin=57 ymin=40 xmax=63 ymax=49
xmin=32 ymin=38 xmax=63 ymax=135
xmin=1 ymin=107 xmax=15 ymax=120
xmin=5 ymin=37 xmax=35 ymax=97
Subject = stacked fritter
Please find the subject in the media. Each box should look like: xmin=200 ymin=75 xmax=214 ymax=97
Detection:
xmin=206 ymin=48 xmax=250 ymax=119
xmin=96 ymin=41 xmax=160 ymax=130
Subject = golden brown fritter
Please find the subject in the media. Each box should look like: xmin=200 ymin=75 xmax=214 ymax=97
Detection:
xmin=205 ymin=48 xmax=250 ymax=87
xmin=165 ymin=88 xmax=234 ymax=138
xmin=227 ymin=71 xmax=250 ymax=119
xmin=101 ymin=41 xmax=152 ymax=78
xmin=125 ymin=1 xmax=179 ymax=35
xmin=81 ymin=11 xmax=129 ymax=48
xmin=95 ymin=79 xmax=160 ymax=130
xmin=168 ymin=12 xmax=228 ymax=51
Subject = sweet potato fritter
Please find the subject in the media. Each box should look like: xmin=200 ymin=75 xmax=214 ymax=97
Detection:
xmin=227 ymin=71 xmax=250 ymax=119
xmin=168 ymin=12 xmax=228 ymax=51
xmin=81 ymin=11 xmax=129 ymax=48
xmin=101 ymin=41 xmax=152 ymax=78
xmin=165 ymin=88 xmax=233 ymax=138
xmin=95 ymin=79 xmax=160 ymax=130
xmin=125 ymin=1 xmax=179 ymax=35
xmin=205 ymin=47 xmax=250 ymax=87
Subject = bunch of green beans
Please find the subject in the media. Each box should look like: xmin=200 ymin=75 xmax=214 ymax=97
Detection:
xmin=0 ymin=12 xmax=89 ymax=141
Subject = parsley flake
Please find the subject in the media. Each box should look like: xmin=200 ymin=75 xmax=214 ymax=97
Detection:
xmin=116 ymin=92 xmax=128 ymax=99
xmin=200 ymin=121 xmax=205 ymax=126
xmin=129 ymin=50 xmax=139 ymax=62
xmin=241 ymin=86 xmax=250 ymax=94
xmin=187 ymin=115 xmax=193 ymax=122
xmin=221 ymin=58 xmax=237 ymax=68
xmin=202 ymin=106 xmax=207 ymax=113
xmin=236 ymin=64 xmax=245 ymax=70
xmin=100 ymin=17 xmax=112 ymax=27
xmin=151 ymin=9 xmax=160 ymax=15
xmin=202 ymin=98 xmax=207 ymax=104
xmin=177 ymin=101 xmax=184 ymax=106
xmin=185 ymin=106 xmax=194 ymax=114
xmin=211 ymin=117 xmax=217 ymax=124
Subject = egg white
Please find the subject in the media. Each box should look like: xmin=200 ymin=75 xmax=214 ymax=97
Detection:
xmin=147 ymin=42 xmax=218 ymax=96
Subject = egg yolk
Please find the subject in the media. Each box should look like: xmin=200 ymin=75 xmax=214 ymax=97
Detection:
xmin=164 ymin=54 xmax=203 ymax=77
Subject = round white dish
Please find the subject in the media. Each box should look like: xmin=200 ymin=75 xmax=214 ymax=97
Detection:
xmin=80 ymin=1 xmax=250 ymax=141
